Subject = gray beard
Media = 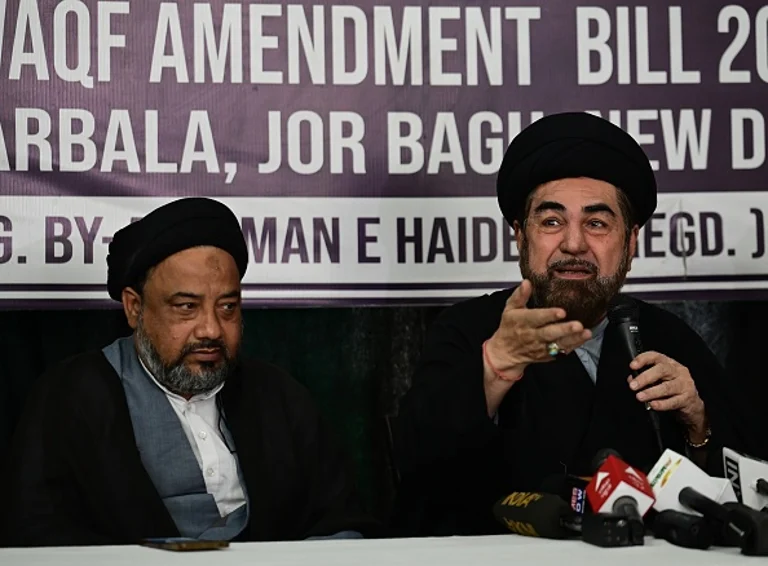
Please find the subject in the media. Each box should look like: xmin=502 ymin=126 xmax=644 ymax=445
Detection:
xmin=134 ymin=316 xmax=237 ymax=397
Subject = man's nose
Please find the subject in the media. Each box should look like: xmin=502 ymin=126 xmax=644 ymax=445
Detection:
xmin=194 ymin=306 xmax=223 ymax=340
xmin=560 ymin=223 xmax=589 ymax=254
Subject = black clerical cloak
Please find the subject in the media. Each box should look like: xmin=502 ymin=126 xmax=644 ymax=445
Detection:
xmin=1 ymin=349 xmax=377 ymax=547
xmin=391 ymin=289 xmax=759 ymax=537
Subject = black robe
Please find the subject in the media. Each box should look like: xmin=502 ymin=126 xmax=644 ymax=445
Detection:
xmin=391 ymin=289 xmax=760 ymax=537
xmin=1 ymin=348 xmax=378 ymax=547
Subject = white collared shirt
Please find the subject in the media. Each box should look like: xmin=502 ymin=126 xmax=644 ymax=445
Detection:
xmin=139 ymin=359 xmax=246 ymax=517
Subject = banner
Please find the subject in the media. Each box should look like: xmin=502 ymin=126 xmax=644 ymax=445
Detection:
xmin=1 ymin=0 xmax=767 ymax=306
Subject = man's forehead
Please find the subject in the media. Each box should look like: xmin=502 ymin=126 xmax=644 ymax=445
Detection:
xmin=530 ymin=178 xmax=620 ymax=208
xmin=145 ymin=247 xmax=241 ymax=290
xmin=158 ymin=246 xmax=236 ymax=270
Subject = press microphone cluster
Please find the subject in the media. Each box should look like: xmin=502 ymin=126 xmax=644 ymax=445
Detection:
xmin=495 ymin=447 xmax=768 ymax=553
xmin=607 ymin=297 xmax=664 ymax=455
xmin=494 ymin=449 xmax=657 ymax=547
xmin=648 ymin=448 xmax=768 ymax=555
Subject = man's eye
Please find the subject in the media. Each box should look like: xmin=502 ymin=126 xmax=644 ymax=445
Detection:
xmin=588 ymin=219 xmax=608 ymax=228
xmin=542 ymin=218 xmax=561 ymax=226
xmin=176 ymin=303 xmax=195 ymax=310
xmin=221 ymin=303 xmax=238 ymax=312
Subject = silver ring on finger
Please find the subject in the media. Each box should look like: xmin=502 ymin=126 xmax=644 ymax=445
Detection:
xmin=547 ymin=341 xmax=565 ymax=358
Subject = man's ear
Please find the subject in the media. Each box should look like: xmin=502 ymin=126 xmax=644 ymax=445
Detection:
xmin=513 ymin=220 xmax=525 ymax=248
xmin=122 ymin=287 xmax=142 ymax=329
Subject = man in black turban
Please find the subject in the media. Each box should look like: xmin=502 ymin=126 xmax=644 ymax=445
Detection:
xmin=392 ymin=113 xmax=758 ymax=537
xmin=3 ymin=198 xmax=376 ymax=546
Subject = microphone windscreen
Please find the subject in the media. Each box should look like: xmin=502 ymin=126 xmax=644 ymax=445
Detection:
xmin=652 ymin=510 xmax=713 ymax=549
xmin=608 ymin=296 xmax=639 ymax=324
xmin=592 ymin=448 xmax=623 ymax=473
xmin=493 ymin=492 xmax=575 ymax=539
xmin=540 ymin=474 xmax=591 ymax=514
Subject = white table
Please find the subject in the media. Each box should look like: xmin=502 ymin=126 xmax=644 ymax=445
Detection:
xmin=0 ymin=535 xmax=762 ymax=566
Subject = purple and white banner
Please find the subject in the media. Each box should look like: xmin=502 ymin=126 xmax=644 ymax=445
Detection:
xmin=1 ymin=0 xmax=767 ymax=306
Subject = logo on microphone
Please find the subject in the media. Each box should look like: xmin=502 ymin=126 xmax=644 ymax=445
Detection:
xmin=501 ymin=519 xmax=539 ymax=537
xmin=594 ymin=471 xmax=609 ymax=490
xmin=500 ymin=492 xmax=543 ymax=508
xmin=571 ymin=487 xmax=587 ymax=514
xmin=723 ymin=454 xmax=742 ymax=500
xmin=649 ymin=456 xmax=682 ymax=488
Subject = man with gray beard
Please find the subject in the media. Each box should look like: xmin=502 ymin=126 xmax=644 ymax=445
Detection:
xmin=392 ymin=112 xmax=758 ymax=537
xmin=3 ymin=198 xmax=375 ymax=547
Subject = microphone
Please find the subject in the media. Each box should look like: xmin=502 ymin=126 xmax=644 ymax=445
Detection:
xmin=723 ymin=447 xmax=744 ymax=501
xmin=722 ymin=502 xmax=768 ymax=555
xmin=585 ymin=449 xmax=655 ymax=546
xmin=493 ymin=492 xmax=580 ymax=539
xmin=648 ymin=448 xmax=738 ymax=514
xmin=587 ymin=449 xmax=656 ymax=519
xmin=651 ymin=509 xmax=714 ymax=550
xmin=539 ymin=473 xmax=591 ymax=515
xmin=608 ymin=297 xmax=664 ymax=454
xmin=680 ymin=488 xmax=768 ymax=555
xmin=493 ymin=491 xmax=643 ymax=547
xmin=679 ymin=487 xmax=732 ymax=525
xmin=723 ymin=447 xmax=768 ymax=512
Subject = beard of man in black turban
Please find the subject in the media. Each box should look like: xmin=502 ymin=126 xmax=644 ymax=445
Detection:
xmin=134 ymin=303 xmax=241 ymax=397
xmin=516 ymin=188 xmax=635 ymax=330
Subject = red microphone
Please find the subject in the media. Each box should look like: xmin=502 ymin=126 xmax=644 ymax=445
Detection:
xmin=586 ymin=449 xmax=656 ymax=522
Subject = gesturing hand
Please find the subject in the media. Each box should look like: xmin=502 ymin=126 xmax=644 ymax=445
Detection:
xmin=484 ymin=280 xmax=593 ymax=380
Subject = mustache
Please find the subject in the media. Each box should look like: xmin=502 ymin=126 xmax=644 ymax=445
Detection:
xmin=181 ymin=339 xmax=227 ymax=357
xmin=547 ymin=259 xmax=598 ymax=274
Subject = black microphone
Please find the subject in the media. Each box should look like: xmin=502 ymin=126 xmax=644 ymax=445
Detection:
xmin=722 ymin=502 xmax=768 ymax=555
xmin=757 ymin=479 xmax=768 ymax=498
xmin=493 ymin=492 xmax=580 ymax=539
xmin=679 ymin=487 xmax=768 ymax=554
xmin=539 ymin=473 xmax=591 ymax=514
xmin=679 ymin=487 xmax=732 ymax=525
xmin=608 ymin=297 xmax=664 ymax=454
xmin=651 ymin=510 xmax=713 ymax=550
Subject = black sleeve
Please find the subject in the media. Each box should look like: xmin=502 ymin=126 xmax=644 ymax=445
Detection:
xmin=1 ymin=355 xmax=177 ymax=547
xmin=652 ymin=308 xmax=764 ymax=475
xmin=1 ymin=371 xmax=112 ymax=547
xmin=395 ymin=307 xmax=500 ymax=474
xmin=392 ymin=295 xmax=511 ymax=536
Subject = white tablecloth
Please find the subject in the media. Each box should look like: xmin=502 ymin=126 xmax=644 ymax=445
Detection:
xmin=0 ymin=535 xmax=760 ymax=566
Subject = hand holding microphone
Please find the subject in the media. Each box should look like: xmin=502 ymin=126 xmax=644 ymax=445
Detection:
xmin=627 ymin=351 xmax=707 ymax=441
xmin=609 ymin=297 xmax=708 ymax=452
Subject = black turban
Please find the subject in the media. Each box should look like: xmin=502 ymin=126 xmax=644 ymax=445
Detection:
xmin=497 ymin=112 xmax=657 ymax=227
xmin=106 ymin=197 xmax=248 ymax=301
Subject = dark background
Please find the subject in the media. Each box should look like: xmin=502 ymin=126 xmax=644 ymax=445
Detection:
xmin=1 ymin=298 xmax=766 ymax=522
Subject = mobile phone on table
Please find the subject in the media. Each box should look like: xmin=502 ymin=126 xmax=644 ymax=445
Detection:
xmin=140 ymin=537 xmax=229 ymax=551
